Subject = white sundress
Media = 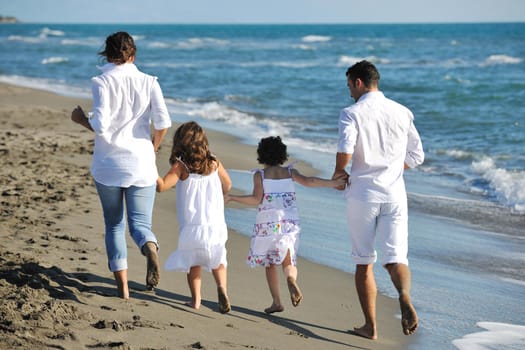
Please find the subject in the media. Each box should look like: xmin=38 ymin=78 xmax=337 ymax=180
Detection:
xmin=164 ymin=167 xmax=228 ymax=273
xmin=247 ymin=165 xmax=300 ymax=267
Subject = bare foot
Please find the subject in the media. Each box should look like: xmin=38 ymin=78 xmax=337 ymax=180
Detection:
xmin=185 ymin=301 xmax=200 ymax=310
xmin=352 ymin=324 xmax=377 ymax=340
xmin=264 ymin=303 xmax=284 ymax=314
xmin=286 ymin=276 xmax=303 ymax=307
xmin=218 ymin=287 xmax=231 ymax=314
xmin=114 ymin=270 xmax=129 ymax=300
xmin=116 ymin=285 xmax=129 ymax=300
xmin=400 ymin=295 xmax=418 ymax=335
xmin=143 ymin=242 xmax=160 ymax=290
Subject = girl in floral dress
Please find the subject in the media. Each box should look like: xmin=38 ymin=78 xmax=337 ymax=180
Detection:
xmin=226 ymin=136 xmax=345 ymax=314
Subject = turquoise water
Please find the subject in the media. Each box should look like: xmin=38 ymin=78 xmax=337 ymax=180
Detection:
xmin=1 ymin=23 xmax=524 ymax=349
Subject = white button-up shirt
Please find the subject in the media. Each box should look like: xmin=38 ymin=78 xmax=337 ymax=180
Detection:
xmin=89 ymin=63 xmax=172 ymax=187
xmin=338 ymin=91 xmax=424 ymax=202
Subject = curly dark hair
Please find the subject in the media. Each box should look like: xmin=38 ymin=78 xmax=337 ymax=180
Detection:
xmin=98 ymin=31 xmax=136 ymax=65
xmin=169 ymin=121 xmax=216 ymax=175
xmin=257 ymin=136 xmax=288 ymax=166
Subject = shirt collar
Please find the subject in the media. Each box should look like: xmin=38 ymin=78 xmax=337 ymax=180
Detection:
xmin=97 ymin=62 xmax=138 ymax=73
xmin=358 ymin=90 xmax=384 ymax=102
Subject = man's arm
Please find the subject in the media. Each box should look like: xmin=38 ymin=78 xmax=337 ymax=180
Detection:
xmin=332 ymin=152 xmax=351 ymax=190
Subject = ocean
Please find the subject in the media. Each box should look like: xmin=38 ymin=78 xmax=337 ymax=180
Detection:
xmin=1 ymin=22 xmax=524 ymax=349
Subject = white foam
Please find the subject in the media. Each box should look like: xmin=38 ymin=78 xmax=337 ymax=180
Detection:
xmin=452 ymin=322 xmax=525 ymax=350
xmin=8 ymin=35 xmax=44 ymax=44
xmin=301 ymin=35 xmax=331 ymax=43
xmin=41 ymin=57 xmax=69 ymax=65
xmin=471 ymin=157 xmax=525 ymax=212
xmin=482 ymin=54 xmax=523 ymax=66
xmin=0 ymin=75 xmax=90 ymax=99
xmin=442 ymin=148 xmax=474 ymax=160
xmin=60 ymin=38 xmax=101 ymax=46
xmin=40 ymin=27 xmax=65 ymax=37
xmin=337 ymin=55 xmax=391 ymax=67
xmin=165 ymin=98 xmax=337 ymax=157
xmin=292 ymin=44 xmax=315 ymax=51
xmin=177 ymin=37 xmax=229 ymax=49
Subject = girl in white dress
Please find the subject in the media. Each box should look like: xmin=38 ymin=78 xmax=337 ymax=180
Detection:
xmin=157 ymin=121 xmax=232 ymax=313
xmin=226 ymin=136 xmax=345 ymax=314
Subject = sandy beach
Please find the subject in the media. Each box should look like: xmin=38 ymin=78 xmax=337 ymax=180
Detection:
xmin=0 ymin=83 xmax=415 ymax=349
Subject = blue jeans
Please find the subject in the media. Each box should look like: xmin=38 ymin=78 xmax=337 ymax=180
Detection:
xmin=95 ymin=182 xmax=158 ymax=272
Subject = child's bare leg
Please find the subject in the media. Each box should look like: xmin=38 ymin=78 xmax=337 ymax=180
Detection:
xmin=186 ymin=266 xmax=202 ymax=309
xmin=282 ymin=250 xmax=302 ymax=307
xmin=212 ymin=264 xmax=230 ymax=313
xmin=113 ymin=269 xmax=129 ymax=300
xmin=264 ymin=264 xmax=284 ymax=314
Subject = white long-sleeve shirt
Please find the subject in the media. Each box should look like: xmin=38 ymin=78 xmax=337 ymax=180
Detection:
xmin=89 ymin=63 xmax=172 ymax=187
xmin=337 ymin=91 xmax=424 ymax=202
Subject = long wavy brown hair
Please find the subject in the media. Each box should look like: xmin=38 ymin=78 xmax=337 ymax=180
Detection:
xmin=169 ymin=121 xmax=216 ymax=175
xmin=98 ymin=31 xmax=136 ymax=65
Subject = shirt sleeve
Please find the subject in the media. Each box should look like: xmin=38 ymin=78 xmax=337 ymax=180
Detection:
xmin=88 ymin=77 xmax=111 ymax=135
xmin=405 ymin=120 xmax=425 ymax=168
xmin=337 ymin=109 xmax=357 ymax=154
xmin=150 ymin=79 xmax=172 ymax=130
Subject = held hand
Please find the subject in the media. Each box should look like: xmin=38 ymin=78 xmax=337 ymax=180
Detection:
xmin=332 ymin=170 xmax=349 ymax=191
xmin=333 ymin=177 xmax=348 ymax=190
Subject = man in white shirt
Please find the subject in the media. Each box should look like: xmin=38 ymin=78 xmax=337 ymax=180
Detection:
xmin=332 ymin=60 xmax=423 ymax=340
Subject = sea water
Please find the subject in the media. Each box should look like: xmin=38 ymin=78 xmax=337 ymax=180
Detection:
xmin=1 ymin=23 xmax=524 ymax=349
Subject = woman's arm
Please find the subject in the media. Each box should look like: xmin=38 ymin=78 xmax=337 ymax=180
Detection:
xmin=152 ymin=128 xmax=168 ymax=153
xmin=70 ymin=106 xmax=94 ymax=132
xmin=291 ymin=169 xmax=347 ymax=188
xmin=226 ymin=172 xmax=264 ymax=206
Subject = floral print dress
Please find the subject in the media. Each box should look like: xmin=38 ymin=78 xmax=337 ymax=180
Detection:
xmin=247 ymin=166 xmax=300 ymax=267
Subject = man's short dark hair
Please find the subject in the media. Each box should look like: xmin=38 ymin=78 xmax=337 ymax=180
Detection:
xmin=346 ymin=60 xmax=380 ymax=88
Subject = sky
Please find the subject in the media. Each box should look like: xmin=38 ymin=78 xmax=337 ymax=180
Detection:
xmin=2 ymin=0 xmax=525 ymax=24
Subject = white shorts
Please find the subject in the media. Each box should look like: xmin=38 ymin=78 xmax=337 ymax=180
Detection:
xmin=346 ymin=198 xmax=409 ymax=266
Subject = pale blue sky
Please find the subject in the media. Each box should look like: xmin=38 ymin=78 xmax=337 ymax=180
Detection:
xmin=2 ymin=0 xmax=525 ymax=24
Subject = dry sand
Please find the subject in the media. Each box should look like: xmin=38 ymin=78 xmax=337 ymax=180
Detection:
xmin=0 ymin=83 xmax=415 ymax=349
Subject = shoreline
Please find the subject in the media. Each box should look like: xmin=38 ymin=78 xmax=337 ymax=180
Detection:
xmin=0 ymin=82 xmax=414 ymax=349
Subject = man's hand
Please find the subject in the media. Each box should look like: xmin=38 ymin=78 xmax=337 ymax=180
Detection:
xmin=332 ymin=169 xmax=349 ymax=191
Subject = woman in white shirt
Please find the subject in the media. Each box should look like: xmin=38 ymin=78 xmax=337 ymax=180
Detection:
xmin=71 ymin=31 xmax=172 ymax=299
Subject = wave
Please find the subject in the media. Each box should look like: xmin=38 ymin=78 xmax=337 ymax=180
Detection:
xmin=337 ymin=55 xmax=391 ymax=67
xmin=165 ymin=98 xmax=336 ymax=155
xmin=146 ymin=37 xmax=229 ymax=50
xmin=301 ymin=35 xmax=331 ymax=43
xmin=0 ymin=75 xmax=90 ymax=99
xmin=452 ymin=322 xmax=525 ymax=350
xmin=408 ymin=192 xmax=524 ymax=236
xmin=40 ymin=27 xmax=65 ymax=37
xmin=292 ymin=44 xmax=315 ymax=51
xmin=61 ymin=38 xmax=101 ymax=47
xmin=481 ymin=54 xmax=523 ymax=66
xmin=8 ymin=28 xmax=65 ymax=43
xmin=41 ymin=57 xmax=69 ymax=65
xmin=471 ymin=157 xmax=525 ymax=212
xmin=7 ymin=35 xmax=45 ymax=44
xmin=145 ymin=59 xmax=326 ymax=69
